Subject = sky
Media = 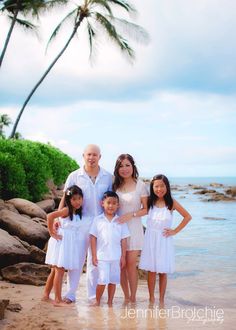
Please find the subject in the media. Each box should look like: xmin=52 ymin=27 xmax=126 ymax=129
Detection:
xmin=1 ymin=0 xmax=236 ymax=178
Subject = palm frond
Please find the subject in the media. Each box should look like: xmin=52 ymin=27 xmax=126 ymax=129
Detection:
xmin=87 ymin=20 xmax=96 ymax=60
xmin=8 ymin=14 xmax=37 ymax=29
xmin=107 ymin=0 xmax=136 ymax=14
xmin=45 ymin=7 xmax=78 ymax=53
xmin=105 ymin=15 xmax=149 ymax=45
xmin=95 ymin=12 xmax=134 ymax=60
xmin=90 ymin=0 xmax=113 ymax=16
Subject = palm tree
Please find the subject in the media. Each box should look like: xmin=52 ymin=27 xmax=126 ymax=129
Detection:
xmin=9 ymin=0 xmax=149 ymax=138
xmin=0 ymin=0 xmax=67 ymax=68
xmin=0 ymin=113 xmax=12 ymax=137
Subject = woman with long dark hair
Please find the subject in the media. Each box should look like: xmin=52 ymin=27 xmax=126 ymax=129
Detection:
xmin=113 ymin=154 xmax=148 ymax=303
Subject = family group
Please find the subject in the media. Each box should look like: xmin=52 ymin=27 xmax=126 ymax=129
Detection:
xmin=42 ymin=144 xmax=191 ymax=308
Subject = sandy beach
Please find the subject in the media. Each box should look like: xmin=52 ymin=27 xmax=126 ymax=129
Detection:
xmin=1 ymin=271 xmax=235 ymax=330
xmin=1 ymin=180 xmax=236 ymax=329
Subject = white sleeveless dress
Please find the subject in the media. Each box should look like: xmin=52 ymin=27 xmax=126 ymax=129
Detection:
xmin=139 ymin=206 xmax=175 ymax=273
xmin=116 ymin=180 xmax=149 ymax=251
xmin=45 ymin=214 xmax=86 ymax=270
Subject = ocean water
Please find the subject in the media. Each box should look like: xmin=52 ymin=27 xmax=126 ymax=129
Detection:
xmin=151 ymin=176 xmax=236 ymax=186
xmin=142 ymin=177 xmax=236 ymax=311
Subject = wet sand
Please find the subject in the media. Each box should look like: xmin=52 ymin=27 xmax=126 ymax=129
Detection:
xmin=1 ymin=272 xmax=235 ymax=330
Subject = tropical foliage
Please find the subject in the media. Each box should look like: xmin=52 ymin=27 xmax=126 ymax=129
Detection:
xmin=9 ymin=0 xmax=149 ymax=138
xmin=0 ymin=0 xmax=67 ymax=67
xmin=0 ymin=139 xmax=78 ymax=201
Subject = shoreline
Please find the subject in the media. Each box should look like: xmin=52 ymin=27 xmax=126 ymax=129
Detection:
xmin=1 ymin=273 xmax=235 ymax=330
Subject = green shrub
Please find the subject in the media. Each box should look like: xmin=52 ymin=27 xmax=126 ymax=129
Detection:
xmin=35 ymin=142 xmax=78 ymax=186
xmin=0 ymin=139 xmax=79 ymax=202
xmin=0 ymin=152 xmax=30 ymax=200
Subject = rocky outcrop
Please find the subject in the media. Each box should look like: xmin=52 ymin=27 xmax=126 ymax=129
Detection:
xmin=0 ymin=229 xmax=29 ymax=268
xmin=31 ymin=217 xmax=47 ymax=228
xmin=8 ymin=198 xmax=47 ymax=219
xmin=0 ymin=299 xmax=10 ymax=320
xmin=193 ymin=188 xmax=236 ymax=202
xmin=203 ymin=216 xmax=226 ymax=220
xmin=225 ymin=187 xmax=236 ymax=197
xmin=194 ymin=189 xmax=216 ymax=194
xmin=12 ymin=236 xmax=46 ymax=264
xmin=0 ymin=194 xmax=58 ymax=285
xmin=1 ymin=262 xmax=51 ymax=286
xmin=36 ymin=199 xmax=55 ymax=213
xmin=0 ymin=200 xmax=19 ymax=214
xmin=0 ymin=209 xmax=49 ymax=248
xmin=209 ymin=183 xmax=224 ymax=188
xmin=203 ymin=192 xmax=235 ymax=202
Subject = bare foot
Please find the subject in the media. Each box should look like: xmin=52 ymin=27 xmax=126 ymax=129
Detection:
xmin=53 ymin=301 xmax=72 ymax=307
xmin=41 ymin=296 xmax=53 ymax=303
xmin=89 ymin=300 xmax=100 ymax=307
xmin=122 ymin=298 xmax=129 ymax=306
xmin=107 ymin=301 xmax=113 ymax=307
xmin=62 ymin=298 xmax=74 ymax=304
xmin=149 ymin=296 xmax=155 ymax=305
xmin=159 ymin=300 xmax=165 ymax=309
xmin=130 ymin=297 xmax=136 ymax=304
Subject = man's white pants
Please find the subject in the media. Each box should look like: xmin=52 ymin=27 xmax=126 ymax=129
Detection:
xmin=64 ymin=225 xmax=98 ymax=301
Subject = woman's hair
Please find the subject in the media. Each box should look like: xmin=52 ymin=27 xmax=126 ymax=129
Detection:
xmin=113 ymin=154 xmax=139 ymax=191
xmin=148 ymin=174 xmax=173 ymax=210
xmin=65 ymin=185 xmax=83 ymax=220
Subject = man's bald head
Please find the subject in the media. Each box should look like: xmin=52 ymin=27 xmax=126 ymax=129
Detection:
xmin=83 ymin=144 xmax=101 ymax=170
xmin=83 ymin=144 xmax=101 ymax=155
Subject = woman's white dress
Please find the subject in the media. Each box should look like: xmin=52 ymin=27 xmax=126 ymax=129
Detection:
xmin=139 ymin=206 xmax=175 ymax=273
xmin=45 ymin=214 xmax=85 ymax=270
xmin=116 ymin=179 xmax=149 ymax=251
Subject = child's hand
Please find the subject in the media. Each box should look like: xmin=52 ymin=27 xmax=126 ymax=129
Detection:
xmin=92 ymin=256 xmax=98 ymax=267
xmin=53 ymin=220 xmax=61 ymax=234
xmin=120 ymin=256 xmax=126 ymax=268
xmin=50 ymin=232 xmax=62 ymax=240
xmin=117 ymin=213 xmax=132 ymax=224
xmin=163 ymin=228 xmax=176 ymax=237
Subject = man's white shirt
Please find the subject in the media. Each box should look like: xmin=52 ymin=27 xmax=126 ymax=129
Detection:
xmin=64 ymin=167 xmax=112 ymax=218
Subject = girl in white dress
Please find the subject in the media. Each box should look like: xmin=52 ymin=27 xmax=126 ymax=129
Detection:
xmin=139 ymin=174 xmax=192 ymax=307
xmin=43 ymin=185 xmax=83 ymax=306
xmin=113 ymin=154 xmax=149 ymax=303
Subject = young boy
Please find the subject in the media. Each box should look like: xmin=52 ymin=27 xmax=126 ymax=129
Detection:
xmin=89 ymin=191 xmax=130 ymax=306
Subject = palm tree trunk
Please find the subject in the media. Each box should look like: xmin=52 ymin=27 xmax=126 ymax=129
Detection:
xmin=9 ymin=17 xmax=84 ymax=139
xmin=0 ymin=4 xmax=20 ymax=68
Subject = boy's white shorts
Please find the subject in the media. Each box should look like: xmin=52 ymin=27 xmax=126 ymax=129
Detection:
xmin=97 ymin=260 xmax=120 ymax=285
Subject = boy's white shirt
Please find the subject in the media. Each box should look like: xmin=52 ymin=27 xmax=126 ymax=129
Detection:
xmin=89 ymin=213 xmax=130 ymax=261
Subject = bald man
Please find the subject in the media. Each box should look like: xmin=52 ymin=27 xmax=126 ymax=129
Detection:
xmin=58 ymin=144 xmax=112 ymax=302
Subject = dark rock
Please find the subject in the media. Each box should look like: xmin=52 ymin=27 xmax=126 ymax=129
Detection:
xmin=203 ymin=192 xmax=235 ymax=202
xmin=0 ymin=200 xmax=19 ymax=214
xmin=21 ymin=214 xmax=31 ymax=219
xmin=0 ymin=229 xmax=29 ymax=268
xmin=0 ymin=209 xmax=49 ymax=248
xmin=31 ymin=217 xmax=47 ymax=228
xmin=225 ymin=187 xmax=236 ymax=197
xmin=203 ymin=217 xmax=226 ymax=220
xmin=190 ymin=185 xmax=205 ymax=190
xmin=138 ymin=269 xmax=147 ymax=280
xmin=1 ymin=262 xmax=51 ymax=286
xmin=29 ymin=246 xmax=46 ymax=264
xmin=36 ymin=199 xmax=55 ymax=213
xmin=8 ymin=198 xmax=46 ymax=219
xmin=12 ymin=236 xmax=46 ymax=264
xmin=194 ymin=189 xmax=216 ymax=195
xmin=209 ymin=183 xmax=224 ymax=188
xmin=0 ymin=299 xmax=10 ymax=320
xmin=6 ymin=303 xmax=22 ymax=312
